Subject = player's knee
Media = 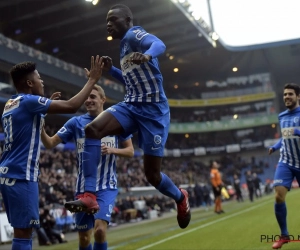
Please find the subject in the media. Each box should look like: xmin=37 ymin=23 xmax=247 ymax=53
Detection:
xmin=94 ymin=225 xmax=106 ymax=242
xmin=78 ymin=233 xmax=91 ymax=247
xmin=275 ymin=189 xmax=286 ymax=203
xmin=145 ymin=172 xmax=161 ymax=187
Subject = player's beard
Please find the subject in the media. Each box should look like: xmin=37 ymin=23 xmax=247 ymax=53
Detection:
xmin=285 ymin=100 xmax=297 ymax=110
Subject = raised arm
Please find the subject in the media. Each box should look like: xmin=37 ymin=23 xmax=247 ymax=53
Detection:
xmin=47 ymin=56 xmax=103 ymax=114
xmin=41 ymin=128 xmax=62 ymax=149
xmin=269 ymin=138 xmax=282 ymax=155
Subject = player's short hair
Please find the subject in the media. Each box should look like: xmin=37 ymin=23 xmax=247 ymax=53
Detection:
xmin=284 ymin=83 xmax=300 ymax=96
xmin=110 ymin=4 xmax=133 ymax=20
xmin=93 ymin=85 xmax=106 ymax=98
xmin=9 ymin=61 xmax=36 ymax=89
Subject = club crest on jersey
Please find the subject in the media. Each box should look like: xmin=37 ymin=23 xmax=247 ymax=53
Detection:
xmin=294 ymin=117 xmax=299 ymax=124
xmin=154 ymin=135 xmax=162 ymax=145
xmin=121 ymin=43 xmax=129 ymax=57
xmin=38 ymin=97 xmax=48 ymax=105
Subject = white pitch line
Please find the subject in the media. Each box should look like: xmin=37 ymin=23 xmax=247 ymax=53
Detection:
xmin=137 ymin=198 xmax=273 ymax=250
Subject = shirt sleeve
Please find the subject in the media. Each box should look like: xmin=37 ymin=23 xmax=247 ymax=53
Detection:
xmin=24 ymin=95 xmax=52 ymax=115
xmin=109 ymin=66 xmax=126 ymax=85
xmin=271 ymin=138 xmax=282 ymax=151
xmin=57 ymin=118 xmax=76 ymax=143
xmin=119 ymin=133 xmax=133 ymax=142
xmin=141 ymin=34 xmax=166 ymax=58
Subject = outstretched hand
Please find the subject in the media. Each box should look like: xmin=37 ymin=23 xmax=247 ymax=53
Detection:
xmin=84 ymin=55 xmax=104 ymax=81
xmin=128 ymin=52 xmax=151 ymax=65
xmin=268 ymin=148 xmax=274 ymax=155
xmin=49 ymin=92 xmax=61 ymax=100
xmin=101 ymin=56 xmax=113 ymax=71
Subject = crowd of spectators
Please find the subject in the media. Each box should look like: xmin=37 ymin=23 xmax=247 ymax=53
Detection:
xmin=165 ymin=74 xmax=272 ymax=99
xmin=170 ymin=101 xmax=275 ymax=123
xmin=165 ymin=125 xmax=277 ymax=149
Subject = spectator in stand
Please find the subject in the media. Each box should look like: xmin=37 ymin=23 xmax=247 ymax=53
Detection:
xmin=245 ymin=170 xmax=254 ymax=202
xmin=39 ymin=208 xmax=67 ymax=245
xmin=233 ymin=174 xmax=243 ymax=202
xmin=193 ymin=182 xmax=203 ymax=207
xmin=253 ymin=173 xmax=262 ymax=198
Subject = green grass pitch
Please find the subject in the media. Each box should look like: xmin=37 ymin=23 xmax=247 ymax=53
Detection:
xmin=34 ymin=188 xmax=300 ymax=250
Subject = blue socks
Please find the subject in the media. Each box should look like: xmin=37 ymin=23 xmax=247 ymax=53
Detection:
xmin=12 ymin=238 xmax=32 ymax=250
xmin=275 ymin=202 xmax=288 ymax=236
xmin=82 ymin=138 xmax=101 ymax=192
xmin=93 ymin=241 xmax=107 ymax=250
xmin=79 ymin=244 xmax=92 ymax=250
xmin=155 ymin=172 xmax=183 ymax=202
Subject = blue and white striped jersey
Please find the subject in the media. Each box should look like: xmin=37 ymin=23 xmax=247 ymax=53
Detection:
xmin=57 ymin=113 xmax=131 ymax=194
xmin=277 ymin=107 xmax=300 ymax=168
xmin=0 ymin=94 xmax=51 ymax=181
xmin=118 ymin=26 xmax=167 ymax=103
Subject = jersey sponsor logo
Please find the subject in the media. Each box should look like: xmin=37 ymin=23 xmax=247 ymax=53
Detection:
xmin=133 ymin=29 xmax=148 ymax=40
xmin=120 ymin=53 xmax=140 ymax=74
xmin=154 ymin=135 xmax=162 ymax=145
xmin=281 ymin=127 xmax=298 ymax=138
xmin=0 ymin=178 xmax=16 ymax=186
xmin=273 ymin=179 xmax=283 ymax=184
xmin=38 ymin=97 xmax=48 ymax=105
xmin=3 ymin=98 xmax=21 ymax=114
xmin=102 ymin=136 xmax=116 ymax=148
xmin=77 ymin=138 xmax=85 ymax=153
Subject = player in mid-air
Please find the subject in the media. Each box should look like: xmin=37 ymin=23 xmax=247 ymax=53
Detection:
xmin=0 ymin=56 xmax=103 ymax=250
xmin=269 ymin=83 xmax=300 ymax=249
xmin=65 ymin=4 xmax=191 ymax=229
xmin=41 ymin=85 xmax=134 ymax=250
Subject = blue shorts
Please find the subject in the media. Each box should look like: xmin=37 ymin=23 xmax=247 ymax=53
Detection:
xmin=0 ymin=179 xmax=39 ymax=228
xmin=106 ymin=101 xmax=170 ymax=157
xmin=75 ymin=189 xmax=118 ymax=232
xmin=273 ymin=162 xmax=300 ymax=190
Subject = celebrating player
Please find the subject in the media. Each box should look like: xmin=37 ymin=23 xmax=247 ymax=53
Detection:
xmin=41 ymin=85 xmax=133 ymax=250
xmin=65 ymin=4 xmax=191 ymax=229
xmin=0 ymin=56 xmax=103 ymax=250
xmin=269 ymin=83 xmax=300 ymax=249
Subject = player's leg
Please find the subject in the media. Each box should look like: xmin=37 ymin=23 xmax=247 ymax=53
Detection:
xmin=78 ymin=229 xmax=93 ymax=250
xmin=272 ymin=163 xmax=292 ymax=249
xmin=212 ymin=187 xmax=221 ymax=214
xmin=65 ymin=103 xmax=132 ymax=213
xmin=1 ymin=179 xmax=39 ymax=250
xmin=75 ymin=205 xmax=94 ymax=250
xmin=93 ymin=189 xmax=118 ymax=250
xmin=138 ymin=101 xmax=191 ymax=229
